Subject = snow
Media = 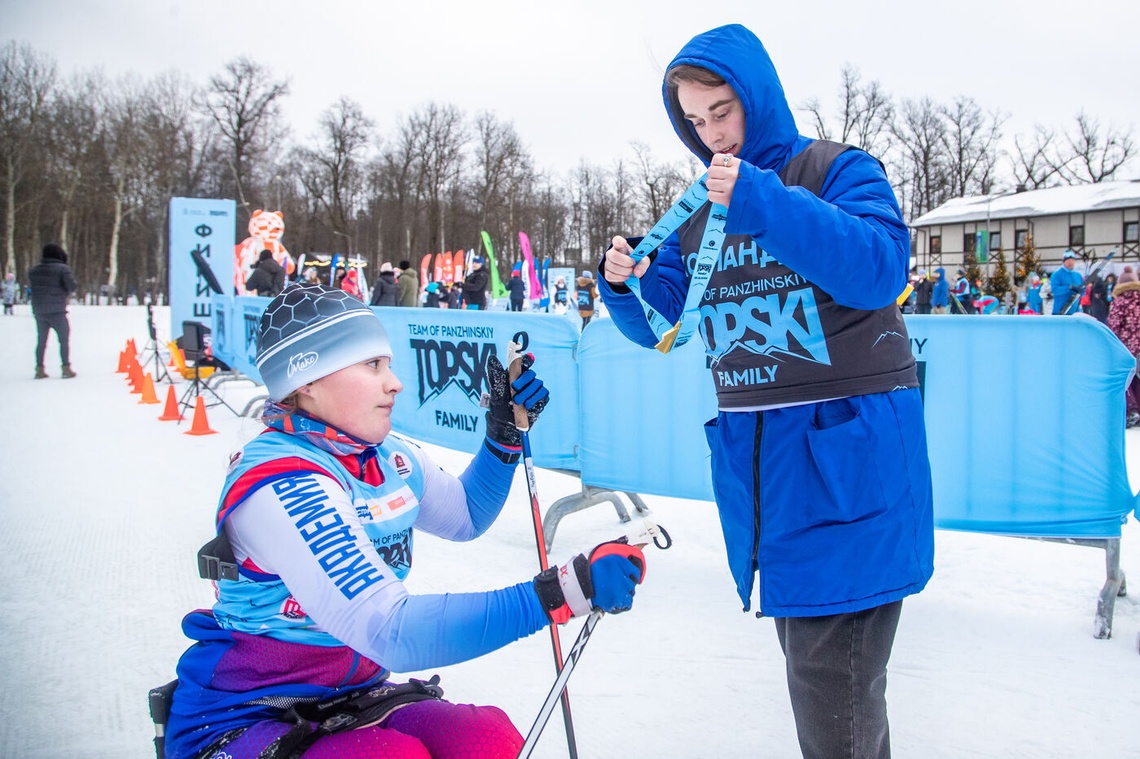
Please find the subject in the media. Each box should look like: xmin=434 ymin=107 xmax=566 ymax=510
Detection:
xmin=911 ymin=179 xmax=1140 ymax=227
xmin=1 ymin=304 xmax=1138 ymax=759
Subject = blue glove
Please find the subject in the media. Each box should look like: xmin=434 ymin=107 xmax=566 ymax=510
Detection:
xmin=483 ymin=352 xmax=549 ymax=448
xmin=533 ymin=541 xmax=647 ymax=624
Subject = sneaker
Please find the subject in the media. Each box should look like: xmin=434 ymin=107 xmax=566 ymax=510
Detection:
xmin=61 ymin=365 xmax=77 ymax=379
xmin=34 ymin=367 xmax=47 ymax=379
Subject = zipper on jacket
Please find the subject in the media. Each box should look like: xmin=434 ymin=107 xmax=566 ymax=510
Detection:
xmin=752 ymin=411 xmax=764 ymax=617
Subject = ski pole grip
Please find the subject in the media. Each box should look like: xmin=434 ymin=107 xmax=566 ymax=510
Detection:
xmin=506 ymin=341 xmax=530 ymax=432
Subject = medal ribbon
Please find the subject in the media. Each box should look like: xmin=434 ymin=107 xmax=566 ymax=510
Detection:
xmin=624 ymin=174 xmax=726 ymax=354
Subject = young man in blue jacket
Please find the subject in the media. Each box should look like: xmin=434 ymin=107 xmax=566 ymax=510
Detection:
xmin=599 ymin=24 xmax=933 ymax=759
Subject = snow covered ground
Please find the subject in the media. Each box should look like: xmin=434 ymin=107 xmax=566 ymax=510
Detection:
xmin=1 ymin=304 xmax=1137 ymax=759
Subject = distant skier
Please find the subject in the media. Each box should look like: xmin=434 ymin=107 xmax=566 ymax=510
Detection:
xmin=1051 ymin=251 xmax=1084 ymax=315
xmin=163 ymin=284 xmax=647 ymax=758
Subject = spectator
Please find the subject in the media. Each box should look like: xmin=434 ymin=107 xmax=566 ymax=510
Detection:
xmin=598 ymin=25 xmax=932 ymax=759
xmin=931 ymin=267 xmax=949 ymax=314
xmin=29 ymin=243 xmax=78 ymax=379
xmin=424 ymin=281 xmax=442 ymax=308
xmin=1107 ymin=265 xmax=1140 ymax=427
xmin=303 ymin=267 xmax=320 ymax=285
xmin=1025 ymin=273 xmax=1044 ymax=314
xmin=2 ymin=272 xmax=17 ymax=315
xmin=913 ymin=269 xmax=933 ymax=314
xmin=340 ymin=268 xmax=362 ymax=300
xmin=1051 ymin=251 xmax=1084 ymax=315
xmin=1085 ymin=272 xmax=1109 ymax=323
xmin=396 ymin=260 xmax=420 ymax=307
xmin=462 ymin=257 xmax=489 ymax=310
xmin=244 ymin=250 xmax=286 ymax=297
xmin=552 ymin=276 xmax=570 ymax=314
xmin=576 ymin=271 xmax=600 ymax=326
xmin=370 ymin=262 xmax=398 ymax=307
xmin=951 ymin=268 xmax=973 ymax=313
xmin=446 ymin=280 xmax=461 ymax=309
xmin=506 ymin=270 xmax=526 ymax=311
xmin=162 ymin=283 xmax=647 ymax=757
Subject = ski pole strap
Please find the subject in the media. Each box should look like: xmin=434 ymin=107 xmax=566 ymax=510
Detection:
xmin=625 ymin=174 xmax=726 ymax=354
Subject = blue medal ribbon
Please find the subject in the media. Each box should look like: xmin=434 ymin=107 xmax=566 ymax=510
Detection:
xmin=625 ymin=174 xmax=726 ymax=354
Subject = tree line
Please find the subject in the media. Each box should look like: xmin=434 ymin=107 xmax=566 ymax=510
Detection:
xmin=2 ymin=42 xmax=1134 ymax=299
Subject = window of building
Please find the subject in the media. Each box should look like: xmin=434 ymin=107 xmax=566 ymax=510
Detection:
xmin=989 ymin=231 xmax=1002 ymax=251
xmin=931 ymin=236 xmax=942 ymax=255
xmin=1125 ymin=221 xmax=1139 ymax=244
xmin=964 ymin=233 xmax=976 ymax=254
xmin=1069 ymin=225 xmax=1084 ymax=248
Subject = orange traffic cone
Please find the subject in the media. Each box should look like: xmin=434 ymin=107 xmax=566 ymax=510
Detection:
xmin=184 ymin=396 xmax=218 ymax=436
xmin=116 ymin=349 xmax=128 ymax=373
xmin=138 ymin=373 xmax=160 ymax=404
xmin=128 ymin=359 xmax=143 ymax=393
xmin=126 ymin=338 xmax=138 ymax=358
xmin=167 ymin=341 xmax=179 ymax=368
xmin=158 ymin=385 xmax=181 ymax=421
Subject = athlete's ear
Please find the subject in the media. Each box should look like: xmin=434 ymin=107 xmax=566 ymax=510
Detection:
xmin=299 ymin=384 xmax=314 ymax=396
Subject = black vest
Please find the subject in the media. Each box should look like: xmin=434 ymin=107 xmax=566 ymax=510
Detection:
xmin=678 ymin=141 xmax=917 ymax=408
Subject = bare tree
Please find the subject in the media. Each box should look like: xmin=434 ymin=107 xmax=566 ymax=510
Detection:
xmin=469 ymin=111 xmax=529 ymax=231
xmin=46 ymin=72 xmax=99 ymax=249
xmin=101 ymin=76 xmax=147 ymax=296
xmin=943 ymin=96 xmax=1006 ymax=197
xmin=0 ymin=42 xmax=56 ymax=275
xmin=890 ymin=97 xmax=950 ymax=220
xmin=1010 ymin=125 xmax=1067 ymax=190
xmin=629 ymin=141 xmax=690 ymax=230
xmin=404 ymin=103 xmax=468 ymax=253
xmin=297 ymin=97 xmax=374 ymax=255
xmin=139 ymin=70 xmax=211 ymax=294
xmin=202 ymin=57 xmax=289 ymax=221
xmin=800 ymin=64 xmax=894 ymax=157
xmin=1060 ymin=112 xmax=1136 ymax=183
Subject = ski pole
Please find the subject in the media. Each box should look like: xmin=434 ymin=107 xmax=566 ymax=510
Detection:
xmin=517 ymin=521 xmax=670 ymax=759
xmin=508 ymin=342 xmax=579 ymax=759
xmin=517 ymin=610 xmax=603 ymax=759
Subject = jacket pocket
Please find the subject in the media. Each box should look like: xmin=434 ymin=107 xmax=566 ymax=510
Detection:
xmin=805 ymin=397 xmax=905 ymax=526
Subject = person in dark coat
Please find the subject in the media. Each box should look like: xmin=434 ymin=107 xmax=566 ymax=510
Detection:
xmin=1085 ymin=273 xmax=1109 ymax=323
xmin=1107 ymin=266 xmax=1140 ymax=425
xmin=244 ymin=250 xmax=286 ymax=296
xmin=462 ymin=258 xmax=490 ymax=310
xmin=29 ymin=243 xmax=79 ymax=378
xmin=370 ymin=262 xmax=398 ymax=307
xmin=506 ymin=270 xmax=526 ymax=311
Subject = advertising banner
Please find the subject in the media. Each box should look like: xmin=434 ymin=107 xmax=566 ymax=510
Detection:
xmin=169 ymin=197 xmax=236 ymax=339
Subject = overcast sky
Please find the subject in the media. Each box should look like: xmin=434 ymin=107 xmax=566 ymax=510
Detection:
xmin=5 ymin=0 xmax=1139 ymax=179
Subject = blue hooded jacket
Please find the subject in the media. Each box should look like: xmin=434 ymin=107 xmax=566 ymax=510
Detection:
xmin=599 ymin=25 xmax=933 ymax=616
xmin=932 ymin=267 xmax=950 ymax=307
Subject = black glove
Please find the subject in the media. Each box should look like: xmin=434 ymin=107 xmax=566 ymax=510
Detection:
xmin=483 ymin=351 xmax=549 ymax=448
xmin=533 ymin=540 xmax=647 ymax=624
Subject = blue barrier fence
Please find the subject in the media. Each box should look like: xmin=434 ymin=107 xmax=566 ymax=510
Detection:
xmin=209 ymin=296 xmax=1139 ymax=538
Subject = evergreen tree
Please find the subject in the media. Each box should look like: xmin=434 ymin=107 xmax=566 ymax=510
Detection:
xmin=986 ymin=247 xmax=1012 ymax=303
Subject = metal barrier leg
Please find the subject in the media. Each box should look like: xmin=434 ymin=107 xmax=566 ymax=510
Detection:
xmin=543 ymin=485 xmax=632 ymax=551
xmin=1093 ymin=538 xmax=1126 ymax=640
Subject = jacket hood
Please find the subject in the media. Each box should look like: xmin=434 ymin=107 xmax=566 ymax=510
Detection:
xmin=935 ymin=267 xmax=946 ymax=278
xmin=662 ymin=24 xmax=798 ymax=169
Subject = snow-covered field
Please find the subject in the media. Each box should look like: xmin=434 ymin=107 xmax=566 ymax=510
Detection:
xmin=1 ymin=304 xmax=1137 ymax=758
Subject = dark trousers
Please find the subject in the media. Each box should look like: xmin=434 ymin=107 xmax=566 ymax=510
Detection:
xmin=915 ymin=303 xmax=931 ymax=315
xmin=509 ymin=299 xmax=523 ymax=312
xmin=774 ymin=600 xmax=903 ymax=759
xmin=35 ymin=312 xmax=71 ymax=368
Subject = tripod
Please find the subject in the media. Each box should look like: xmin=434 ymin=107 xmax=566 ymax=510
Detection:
xmin=138 ymin=303 xmax=173 ymax=384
